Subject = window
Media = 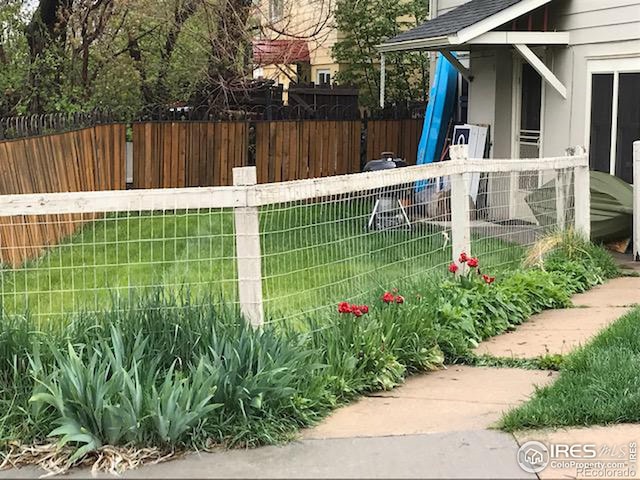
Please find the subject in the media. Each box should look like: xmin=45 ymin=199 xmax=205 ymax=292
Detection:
xmin=588 ymin=74 xmax=614 ymax=174
xmin=317 ymin=69 xmax=331 ymax=85
xmin=587 ymin=57 xmax=640 ymax=183
xmin=269 ymin=0 xmax=283 ymax=21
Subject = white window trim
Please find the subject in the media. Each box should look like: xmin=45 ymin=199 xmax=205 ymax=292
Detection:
xmin=317 ymin=69 xmax=331 ymax=85
xmin=584 ymin=56 xmax=640 ymax=176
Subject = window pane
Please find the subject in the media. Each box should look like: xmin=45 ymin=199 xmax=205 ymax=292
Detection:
xmin=615 ymin=73 xmax=640 ymax=184
xmin=589 ymin=74 xmax=614 ymax=173
xmin=520 ymin=63 xmax=542 ymax=131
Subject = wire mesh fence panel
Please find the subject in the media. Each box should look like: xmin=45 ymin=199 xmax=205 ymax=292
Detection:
xmin=259 ymin=171 xmax=455 ymax=323
xmin=0 ymin=150 xmax=587 ymax=327
xmin=259 ymin=160 xmax=581 ymax=323
xmin=469 ymin=167 xmax=576 ymax=269
xmin=0 ymin=206 xmax=238 ymax=325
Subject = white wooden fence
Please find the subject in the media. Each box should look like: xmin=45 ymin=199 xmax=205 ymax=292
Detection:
xmin=0 ymin=146 xmax=589 ymax=327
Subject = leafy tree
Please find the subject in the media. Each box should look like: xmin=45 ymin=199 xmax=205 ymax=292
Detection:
xmin=0 ymin=0 xmax=30 ymax=115
xmin=332 ymin=0 xmax=429 ymax=109
xmin=0 ymin=0 xmax=261 ymax=117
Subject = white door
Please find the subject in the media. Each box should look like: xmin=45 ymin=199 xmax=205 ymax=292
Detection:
xmin=509 ymin=56 xmax=544 ymax=221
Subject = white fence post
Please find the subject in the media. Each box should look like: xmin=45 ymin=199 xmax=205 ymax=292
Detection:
xmin=450 ymin=145 xmax=471 ymax=266
xmin=634 ymin=141 xmax=640 ymax=261
xmin=233 ymin=167 xmax=264 ymax=328
xmin=556 ymin=168 xmax=567 ymax=230
xmin=573 ymin=147 xmax=591 ymax=240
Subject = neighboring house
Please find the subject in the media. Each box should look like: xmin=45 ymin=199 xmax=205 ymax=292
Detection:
xmin=380 ymin=0 xmax=640 ymax=186
xmin=253 ymin=0 xmax=341 ymax=90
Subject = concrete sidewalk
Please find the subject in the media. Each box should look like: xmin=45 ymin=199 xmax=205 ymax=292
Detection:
xmin=1 ymin=431 xmax=533 ymax=480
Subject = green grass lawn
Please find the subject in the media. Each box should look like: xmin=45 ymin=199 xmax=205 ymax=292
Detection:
xmin=500 ymin=307 xmax=640 ymax=431
xmin=0 ymin=199 xmax=528 ymax=324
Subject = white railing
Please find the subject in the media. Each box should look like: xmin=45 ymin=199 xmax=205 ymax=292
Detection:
xmin=0 ymin=146 xmax=589 ymax=327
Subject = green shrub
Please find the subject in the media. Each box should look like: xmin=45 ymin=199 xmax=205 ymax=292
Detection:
xmin=29 ymin=327 xmax=220 ymax=461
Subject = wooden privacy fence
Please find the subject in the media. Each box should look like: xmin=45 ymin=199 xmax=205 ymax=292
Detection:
xmin=367 ymin=119 xmax=423 ymax=164
xmin=132 ymin=118 xmax=422 ymax=186
xmin=255 ymin=120 xmax=361 ymax=183
xmin=0 ymin=124 xmax=125 ymax=266
xmin=133 ymin=122 xmax=249 ymax=188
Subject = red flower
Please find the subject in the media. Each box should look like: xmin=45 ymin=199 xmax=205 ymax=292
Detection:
xmin=467 ymin=257 xmax=479 ymax=268
xmin=459 ymin=252 xmax=469 ymax=263
xmin=352 ymin=308 xmax=363 ymax=317
xmin=395 ymin=295 xmax=405 ymax=304
xmin=338 ymin=301 xmax=352 ymax=314
xmin=382 ymin=292 xmax=395 ymax=303
xmin=359 ymin=305 xmax=369 ymax=314
xmin=448 ymin=263 xmax=459 ymax=274
xmin=483 ymin=274 xmax=496 ymax=284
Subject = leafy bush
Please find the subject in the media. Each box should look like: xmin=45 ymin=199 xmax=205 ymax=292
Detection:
xmin=30 ymin=327 xmax=219 ymax=461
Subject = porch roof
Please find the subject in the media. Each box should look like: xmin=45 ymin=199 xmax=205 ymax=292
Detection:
xmin=379 ymin=0 xmax=564 ymax=53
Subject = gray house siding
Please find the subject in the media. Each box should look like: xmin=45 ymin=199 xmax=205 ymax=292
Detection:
xmin=429 ymin=0 xmax=640 ymax=160
xmin=542 ymin=0 xmax=640 ymax=157
xmin=434 ymin=0 xmax=469 ymax=16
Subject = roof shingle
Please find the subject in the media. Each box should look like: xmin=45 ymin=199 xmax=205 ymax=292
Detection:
xmin=383 ymin=0 xmax=523 ymax=45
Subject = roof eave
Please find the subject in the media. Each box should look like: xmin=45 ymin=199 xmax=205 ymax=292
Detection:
xmin=378 ymin=35 xmax=451 ymax=53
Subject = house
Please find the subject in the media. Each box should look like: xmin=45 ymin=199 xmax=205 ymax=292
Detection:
xmin=252 ymin=0 xmax=341 ymax=90
xmin=379 ymin=0 xmax=640 ymax=185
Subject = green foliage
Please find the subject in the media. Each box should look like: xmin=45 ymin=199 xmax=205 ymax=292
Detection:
xmin=0 ymin=0 xmax=252 ymax=116
xmin=332 ymin=0 xmax=429 ymax=108
xmin=29 ymin=327 xmax=219 ymax=459
xmin=467 ymin=354 xmax=566 ymax=371
xmin=0 ymin=1 xmax=30 ymax=115
xmin=0 ymin=234 xmax=618 ymax=466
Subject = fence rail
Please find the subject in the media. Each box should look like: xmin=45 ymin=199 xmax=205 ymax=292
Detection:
xmin=0 ymin=147 xmax=589 ymax=326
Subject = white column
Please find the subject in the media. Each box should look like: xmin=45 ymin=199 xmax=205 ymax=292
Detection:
xmin=574 ymin=157 xmax=591 ymax=240
xmin=450 ymin=145 xmax=471 ymax=266
xmin=380 ymin=53 xmax=386 ymax=108
xmin=233 ymin=167 xmax=264 ymax=328
xmin=634 ymin=141 xmax=640 ymax=261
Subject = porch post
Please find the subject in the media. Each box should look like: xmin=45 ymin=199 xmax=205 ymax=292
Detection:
xmin=634 ymin=141 xmax=640 ymax=261
xmin=380 ymin=53 xmax=386 ymax=108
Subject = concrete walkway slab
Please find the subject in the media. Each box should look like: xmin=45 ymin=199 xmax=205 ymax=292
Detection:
xmin=611 ymin=253 xmax=640 ymax=273
xmin=515 ymin=424 xmax=640 ymax=479
xmin=304 ymin=367 xmax=555 ymax=440
xmin=474 ymin=307 xmax=630 ymax=358
xmin=571 ymin=277 xmax=640 ymax=308
xmin=0 ymin=431 xmax=533 ymax=479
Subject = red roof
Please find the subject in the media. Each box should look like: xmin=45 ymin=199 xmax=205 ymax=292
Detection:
xmin=253 ymin=40 xmax=310 ymax=66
